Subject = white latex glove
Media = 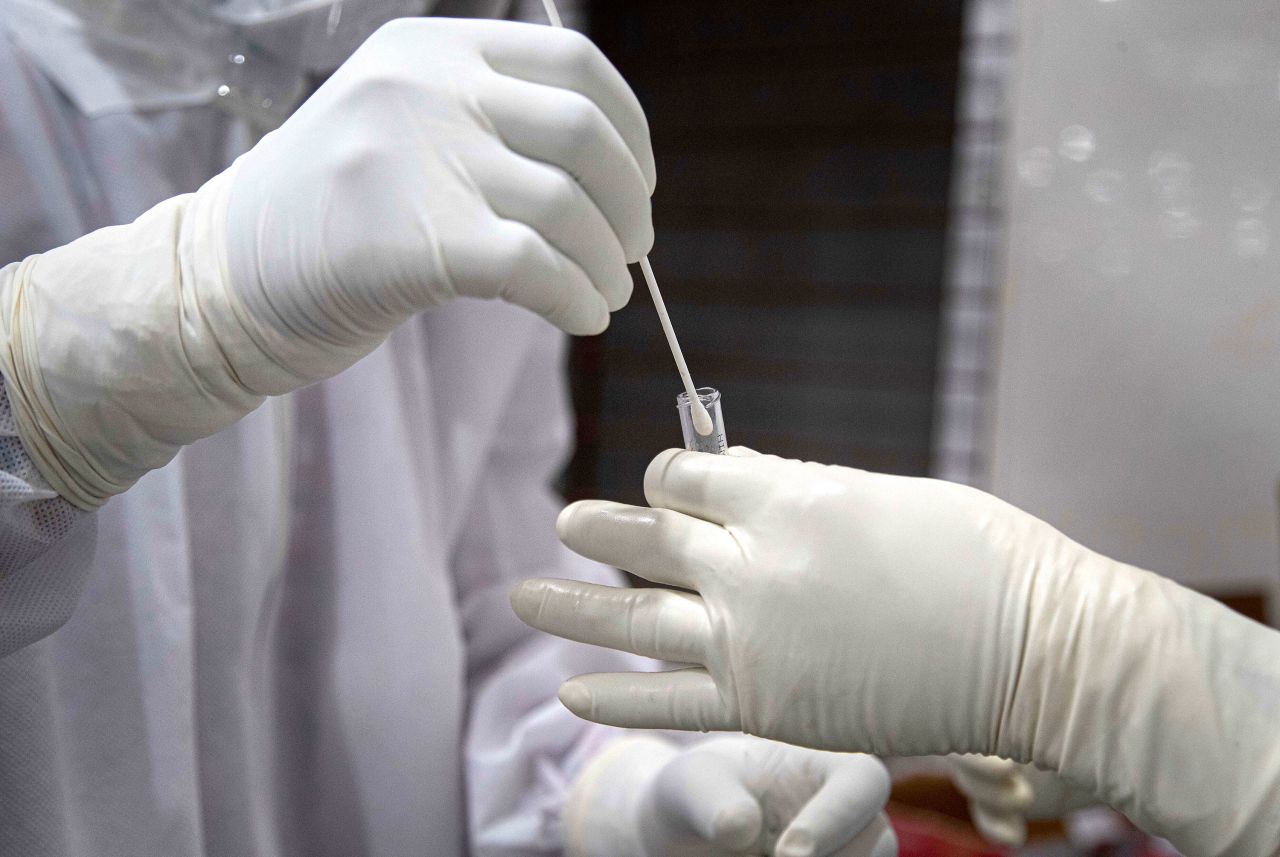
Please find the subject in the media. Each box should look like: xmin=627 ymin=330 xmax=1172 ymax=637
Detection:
xmin=511 ymin=448 xmax=1280 ymax=857
xmin=0 ymin=18 xmax=653 ymax=509
xmin=949 ymin=756 xmax=1096 ymax=848
xmin=565 ymin=734 xmax=896 ymax=857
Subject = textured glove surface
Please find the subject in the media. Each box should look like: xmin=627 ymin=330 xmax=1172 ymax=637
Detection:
xmin=564 ymin=735 xmax=896 ymax=857
xmin=223 ymin=17 xmax=655 ymax=390
xmin=513 ymin=447 xmax=1280 ymax=857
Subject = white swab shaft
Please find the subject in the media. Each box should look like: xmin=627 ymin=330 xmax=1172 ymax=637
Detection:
xmin=540 ymin=0 xmax=713 ymax=437
xmin=639 ymin=259 xmax=712 ymax=435
xmin=539 ymin=0 xmax=563 ymax=28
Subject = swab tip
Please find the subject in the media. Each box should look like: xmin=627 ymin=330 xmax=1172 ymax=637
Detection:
xmin=691 ymin=398 xmax=714 ymax=436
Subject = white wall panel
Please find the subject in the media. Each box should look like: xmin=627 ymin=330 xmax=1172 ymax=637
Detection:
xmin=992 ymin=0 xmax=1280 ymax=603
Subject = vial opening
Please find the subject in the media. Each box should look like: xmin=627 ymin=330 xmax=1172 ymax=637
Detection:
xmin=676 ymin=387 xmax=727 ymax=454
xmin=676 ymin=387 xmax=721 ymax=409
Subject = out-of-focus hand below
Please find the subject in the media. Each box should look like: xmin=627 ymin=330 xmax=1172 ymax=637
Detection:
xmin=950 ymin=756 xmax=1097 ymax=847
xmin=565 ymin=735 xmax=896 ymax=857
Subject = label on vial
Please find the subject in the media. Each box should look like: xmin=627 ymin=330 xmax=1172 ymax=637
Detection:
xmin=687 ymin=430 xmax=728 ymax=455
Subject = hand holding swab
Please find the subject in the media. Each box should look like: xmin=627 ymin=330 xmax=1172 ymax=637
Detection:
xmin=538 ymin=0 xmax=714 ymax=436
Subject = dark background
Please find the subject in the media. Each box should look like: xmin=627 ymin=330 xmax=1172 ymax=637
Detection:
xmin=565 ymin=0 xmax=967 ymax=504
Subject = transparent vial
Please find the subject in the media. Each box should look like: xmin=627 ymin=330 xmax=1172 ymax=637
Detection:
xmin=677 ymin=387 xmax=727 ymax=454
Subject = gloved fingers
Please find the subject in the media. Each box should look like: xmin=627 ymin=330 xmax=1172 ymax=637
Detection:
xmin=509 ymin=577 xmax=711 ymax=663
xmin=950 ymin=754 xmax=1021 ymax=782
xmin=644 ymin=447 xmax=778 ymax=526
xmin=956 ymin=758 xmax=1098 ymax=819
xmin=725 ymin=445 xmax=763 ymax=457
xmin=479 ymin=23 xmax=656 ymax=192
xmin=474 ymin=149 xmax=632 ymax=311
xmin=982 ymin=764 xmax=1095 ymax=819
xmin=825 ymin=814 xmax=898 ymax=857
xmin=774 ymin=756 xmax=891 ymax=857
xmin=452 ymin=219 xmax=610 ymax=334
xmin=1021 ymin=773 xmax=1097 ymax=818
xmin=968 ymin=803 xmax=1026 ymax=848
xmin=558 ymin=668 xmax=737 ymax=732
xmin=480 ymin=76 xmax=653 ymax=263
xmin=653 ymin=750 xmax=764 ymax=850
xmin=949 ymin=757 xmax=1033 ymax=814
xmin=555 ymin=499 xmax=740 ymax=589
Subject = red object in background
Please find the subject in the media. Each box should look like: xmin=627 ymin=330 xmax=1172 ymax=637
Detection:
xmin=888 ymin=804 xmax=1009 ymax=857
xmin=889 ymin=800 xmax=1183 ymax=857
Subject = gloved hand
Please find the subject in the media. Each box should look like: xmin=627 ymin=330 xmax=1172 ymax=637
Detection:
xmin=0 ymin=18 xmax=652 ymax=509
xmin=565 ymin=734 xmax=896 ymax=857
xmin=511 ymin=448 xmax=1280 ymax=857
xmin=949 ymin=756 xmax=1096 ymax=848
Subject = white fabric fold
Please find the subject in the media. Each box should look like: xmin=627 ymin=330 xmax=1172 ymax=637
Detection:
xmin=0 ymin=0 xmax=433 ymax=120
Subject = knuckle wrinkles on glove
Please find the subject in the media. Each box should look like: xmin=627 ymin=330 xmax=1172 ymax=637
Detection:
xmin=329 ymin=134 xmax=394 ymax=181
xmin=627 ymin=592 xmax=671 ymax=649
xmin=550 ymin=28 xmax=599 ymax=73
xmin=560 ymin=94 xmax=606 ymax=156
xmin=347 ymin=68 xmax=413 ymax=106
xmin=542 ymin=278 xmax=579 ymax=326
xmin=505 ymin=227 xmax=545 ymax=273
xmin=530 ymin=176 xmax=581 ymax=232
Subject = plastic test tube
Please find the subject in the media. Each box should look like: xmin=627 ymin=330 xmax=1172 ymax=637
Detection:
xmin=677 ymin=388 xmax=727 ymax=454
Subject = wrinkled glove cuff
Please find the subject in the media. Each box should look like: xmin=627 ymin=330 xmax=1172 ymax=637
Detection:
xmin=0 ymin=165 xmax=264 ymax=508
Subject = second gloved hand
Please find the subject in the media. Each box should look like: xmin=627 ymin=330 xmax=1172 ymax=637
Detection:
xmin=0 ymin=18 xmax=653 ymax=508
xmin=949 ymin=756 xmax=1097 ymax=848
xmin=565 ymin=734 xmax=895 ymax=857
xmin=512 ymin=447 xmax=1280 ymax=857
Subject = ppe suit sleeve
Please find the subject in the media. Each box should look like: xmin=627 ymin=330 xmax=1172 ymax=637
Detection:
xmin=0 ymin=372 xmax=95 ymax=656
xmin=458 ymin=328 xmax=644 ymax=856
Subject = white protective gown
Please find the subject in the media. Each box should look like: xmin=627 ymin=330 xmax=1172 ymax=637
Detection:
xmin=0 ymin=2 xmax=641 ymax=855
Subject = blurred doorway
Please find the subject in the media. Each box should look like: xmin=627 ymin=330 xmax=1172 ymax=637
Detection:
xmin=567 ymin=0 xmax=966 ymax=504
